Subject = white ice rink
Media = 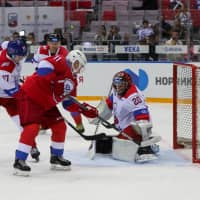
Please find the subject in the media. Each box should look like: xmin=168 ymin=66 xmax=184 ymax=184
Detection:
xmin=0 ymin=102 xmax=200 ymax=200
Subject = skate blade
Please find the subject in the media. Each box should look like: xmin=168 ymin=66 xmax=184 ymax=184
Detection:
xmin=50 ymin=164 xmax=71 ymax=171
xmin=135 ymin=154 xmax=158 ymax=163
xmin=13 ymin=169 xmax=30 ymax=177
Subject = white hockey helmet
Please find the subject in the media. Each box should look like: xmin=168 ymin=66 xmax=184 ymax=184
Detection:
xmin=66 ymin=50 xmax=87 ymax=74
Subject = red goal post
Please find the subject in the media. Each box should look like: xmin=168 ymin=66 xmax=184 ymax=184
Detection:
xmin=173 ymin=63 xmax=200 ymax=163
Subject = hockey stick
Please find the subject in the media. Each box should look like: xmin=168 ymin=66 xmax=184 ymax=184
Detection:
xmin=68 ymin=97 xmax=162 ymax=146
xmin=63 ymin=116 xmax=106 ymax=140
xmin=101 ymin=120 xmax=117 ymax=130
xmin=88 ymin=85 xmax=113 ymax=159
xmin=88 ymin=120 xmax=101 ymax=159
xmin=100 ymin=118 xmax=161 ymax=147
xmin=67 ymin=95 xmax=119 ymax=131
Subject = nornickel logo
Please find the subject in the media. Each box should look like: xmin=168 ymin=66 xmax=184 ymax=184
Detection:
xmin=124 ymin=68 xmax=148 ymax=91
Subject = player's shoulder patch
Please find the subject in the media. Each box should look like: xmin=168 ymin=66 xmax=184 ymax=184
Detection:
xmin=64 ymin=78 xmax=74 ymax=94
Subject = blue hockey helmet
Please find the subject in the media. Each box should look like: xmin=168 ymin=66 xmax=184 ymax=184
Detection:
xmin=47 ymin=33 xmax=61 ymax=42
xmin=7 ymin=39 xmax=27 ymax=57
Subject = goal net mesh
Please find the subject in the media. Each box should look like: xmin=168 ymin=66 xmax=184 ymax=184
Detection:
xmin=173 ymin=63 xmax=200 ymax=163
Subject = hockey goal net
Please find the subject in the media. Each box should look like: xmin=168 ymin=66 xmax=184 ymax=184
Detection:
xmin=173 ymin=63 xmax=200 ymax=163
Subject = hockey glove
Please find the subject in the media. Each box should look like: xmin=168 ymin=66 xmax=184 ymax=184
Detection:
xmin=62 ymin=98 xmax=79 ymax=112
xmin=78 ymin=103 xmax=98 ymax=118
xmin=4 ymin=84 xmax=20 ymax=98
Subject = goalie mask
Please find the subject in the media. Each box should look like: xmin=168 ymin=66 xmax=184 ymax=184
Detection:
xmin=112 ymin=71 xmax=132 ymax=96
xmin=66 ymin=50 xmax=87 ymax=75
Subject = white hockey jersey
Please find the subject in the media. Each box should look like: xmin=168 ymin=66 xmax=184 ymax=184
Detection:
xmin=109 ymin=85 xmax=149 ymax=131
xmin=0 ymin=50 xmax=21 ymax=98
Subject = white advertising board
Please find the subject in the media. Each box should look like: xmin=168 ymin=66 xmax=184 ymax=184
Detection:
xmin=115 ymin=45 xmax=149 ymax=54
xmin=193 ymin=45 xmax=200 ymax=54
xmin=21 ymin=62 xmax=173 ymax=100
xmin=156 ymin=45 xmax=188 ymax=54
xmin=76 ymin=62 xmax=173 ymax=98
xmin=21 ymin=61 xmax=200 ymax=102
xmin=74 ymin=45 xmax=108 ymax=53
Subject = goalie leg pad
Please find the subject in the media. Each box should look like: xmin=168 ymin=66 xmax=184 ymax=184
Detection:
xmin=133 ymin=120 xmax=153 ymax=140
xmin=112 ymin=137 xmax=139 ymax=162
xmin=140 ymin=136 xmax=162 ymax=147
xmin=95 ymin=136 xmax=113 ymax=154
xmin=131 ymin=120 xmax=161 ymax=147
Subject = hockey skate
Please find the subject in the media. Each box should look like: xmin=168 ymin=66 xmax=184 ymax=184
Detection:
xmin=135 ymin=146 xmax=158 ymax=163
xmin=13 ymin=159 xmax=31 ymax=177
xmin=30 ymin=147 xmax=40 ymax=162
xmin=50 ymin=155 xmax=71 ymax=171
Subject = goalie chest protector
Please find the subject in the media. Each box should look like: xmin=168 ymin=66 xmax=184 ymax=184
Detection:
xmin=95 ymin=135 xmax=113 ymax=154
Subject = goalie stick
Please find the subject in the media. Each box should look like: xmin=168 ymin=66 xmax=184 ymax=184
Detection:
xmin=99 ymin=117 xmax=161 ymax=147
xmin=67 ymin=96 xmax=117 ymax=129
xmin=88 ymin=120 xmax=101 ymax=159
xmin=63 ymin=117 xmax=106 ymax=140
xmin=88 ymin=84 xmax=113 ymax=159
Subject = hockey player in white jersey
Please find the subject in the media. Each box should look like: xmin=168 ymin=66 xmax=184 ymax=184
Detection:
xmin=0 ymin=39 xmax=27 ymax=125
xmin=0 ymin=39 xmax=26 ymax=122
xmin=0 ymin=39 xmax=40 ymax=161
xmin=90 ymin=70 xmax=161 ymax=162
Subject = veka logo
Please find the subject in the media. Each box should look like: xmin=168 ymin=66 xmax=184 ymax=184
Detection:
xmin=124 ymin=68 xmax=148 ymax=91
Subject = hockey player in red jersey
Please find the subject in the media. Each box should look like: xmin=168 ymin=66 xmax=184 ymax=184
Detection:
xmin=33 ymin=33 xmax=85 ymax=135
xmin=33 ymin=33 xmax=68 ymax=64
xmin=13 ymin=50 xmax=98 ymax=176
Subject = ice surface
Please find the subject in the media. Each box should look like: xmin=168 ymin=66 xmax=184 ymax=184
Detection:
xmin=0 ymin=103 xmax=200 ymax=200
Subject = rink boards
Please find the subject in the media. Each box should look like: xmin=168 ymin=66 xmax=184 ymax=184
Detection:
xmin=21 ymin=61 xmax=200 ymax=103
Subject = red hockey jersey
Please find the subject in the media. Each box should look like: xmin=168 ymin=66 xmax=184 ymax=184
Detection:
xmin=33 ymin=45 xmax=68 ymax=64
xmin=22 ymin=55 xmax=76 ymax=110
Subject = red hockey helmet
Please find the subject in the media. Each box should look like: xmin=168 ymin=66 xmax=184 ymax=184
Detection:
xmin=112 ymin=71 xmax=132 ymax=96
